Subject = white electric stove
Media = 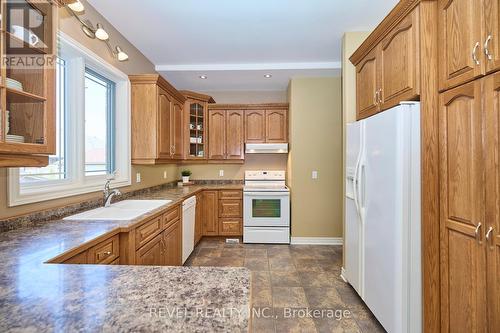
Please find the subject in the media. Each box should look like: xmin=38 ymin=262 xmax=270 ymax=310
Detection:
xmin=243 ymin=171 xmax=290 ymax=244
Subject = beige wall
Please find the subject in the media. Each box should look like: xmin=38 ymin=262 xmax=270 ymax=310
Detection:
xmin=287 ymin=77 xmax=343 ymax=238
xmin=341 ymin=32 xmax=369 ymax=250
xmin=0 ymin=1 xmax=176 ymax=220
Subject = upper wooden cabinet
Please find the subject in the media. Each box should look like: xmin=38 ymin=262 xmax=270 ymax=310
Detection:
xmin=265 ymin=109 xmax=288 ymax=143
xmin=0 ymin=0 xmax=58 ymax=167
xmin=438 ymin=0 xmax=500 ymax=91
xmin=207 ymin=109 xmax=245 ymax=161
xmin=245 ymin=110 xmax=266 ymax=142
xmin=129 ymin=74 xmax=186 ymax=164
xmin=214 ymin=104 xmax=288 ymax=144
xmin=352 ymin=7 xmax=420 ymax=119
xmin=180 ymin=91 xmax=215 ymax=160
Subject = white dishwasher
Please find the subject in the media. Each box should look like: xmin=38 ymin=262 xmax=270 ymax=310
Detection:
xmin=182 ymin=196 xmax=196 ymax=264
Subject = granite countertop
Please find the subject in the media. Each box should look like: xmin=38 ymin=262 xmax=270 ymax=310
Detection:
xmin=0 ymin=184 xmax=250 ymax=332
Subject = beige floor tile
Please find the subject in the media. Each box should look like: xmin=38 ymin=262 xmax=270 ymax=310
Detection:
xmin=273 ymin=309 xmax=317 ymax=333
xmin=220 ymin=248 xmax=246 ymax=258
xmin=272 ymin=287 xmax=309 ymax=308
xmin=313 ymin=317 xmax=361 ymax=333
xmin=252 ymin=286 xmax=273 ymax=307
xmin=246 ymin=248 xmax=268 ymax=257
xmin=245 ymin=257 xmax=270 ymax=271
xmin=299 ymin=272 xmax=337 ymax=288
xmin=304 ymin=288 xmax=344 ymax=308
xmin=269 ymin=257 xmax=296 ymax=271
xmin=251 ymin=316 xmax=276 ymax=333
xmin=270 ymin=270 xmax=302 ymax=287
xmin=252 ymin=271 xmax=272 ymax=290
xmin=196 ymin=247 xmax=222 ymax=257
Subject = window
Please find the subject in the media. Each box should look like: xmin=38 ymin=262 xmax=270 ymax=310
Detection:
xmin=84 ymin=68 xmax=115 ymax=176
xmin=8 ymin=32 xmax=131 ymax=206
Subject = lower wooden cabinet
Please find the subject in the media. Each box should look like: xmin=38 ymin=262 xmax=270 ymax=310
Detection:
xmin=136 ymin=233 xmax=164 ymax=266
xmin=219 ymin=200 xmax=242 ymax=218
xmin=163 ymin=221 xmax=182 ymax=266
xmin=194 ymin=193 xmax=203 ymax=245
xmin=219 ymin=218 xmax=242 ymax=236
xmin=63 ymin=251 xmax=88 ymax=264
xmin=202 ymin=190 xmax=219 ymax=235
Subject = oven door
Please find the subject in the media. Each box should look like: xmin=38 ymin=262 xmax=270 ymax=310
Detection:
xmin=243 ymin=191 xmax=290 ymax=227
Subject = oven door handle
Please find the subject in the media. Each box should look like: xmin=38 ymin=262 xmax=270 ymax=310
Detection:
xmin=244 ymin=192 xmax=289 ymax=197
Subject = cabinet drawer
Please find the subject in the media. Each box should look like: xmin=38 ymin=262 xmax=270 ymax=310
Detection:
xmin=163 ymin=205 xmax=180 ymax=229
xmin=219 ymin=190 xmax=242 ymax=200
xmin=88 ymin=235 xmax=120 ymax=264
xmin=219 ymin=200 xmax=242 ymax=217
xmin=219 ymin=218 xmax=242 ymax=236
xmin=135 ymin=216 xmax=162 ymax=250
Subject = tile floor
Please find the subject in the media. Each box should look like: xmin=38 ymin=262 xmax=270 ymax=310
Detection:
xmin=186 ymin=237 xmax=386 ymax=333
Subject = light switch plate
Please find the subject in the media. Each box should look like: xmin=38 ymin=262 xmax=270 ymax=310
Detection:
xmin=312 ymin=171 xmax=318 ymax=179
xmin=219 ymin=170 xmax=224 ymax=177
xmin=136 ymin=173 xmax=141 ymax=183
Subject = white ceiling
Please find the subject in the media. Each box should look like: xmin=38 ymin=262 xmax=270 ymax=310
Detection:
xmin=88 ymin=0 xmax=398 ymax=91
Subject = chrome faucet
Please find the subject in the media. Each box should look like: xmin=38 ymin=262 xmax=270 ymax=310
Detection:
xmin=103 ymin=179 xmax=121 ymax=207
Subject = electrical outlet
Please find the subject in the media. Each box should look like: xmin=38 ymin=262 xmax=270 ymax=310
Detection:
xmin=163 ymin=170 xmax=168 ymax=179
xmin=136 ymin=173 xmax=141 ymax=183
xmin=312 ymin=171 xmax=318 ymax=179
xmin=219 ymin=170 xmax=224 ymax=177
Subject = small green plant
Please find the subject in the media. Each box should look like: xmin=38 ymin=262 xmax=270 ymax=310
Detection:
xmin=181 ymin=170 xmax=192 ymax=177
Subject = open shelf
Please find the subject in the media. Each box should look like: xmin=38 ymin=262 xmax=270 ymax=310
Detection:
xmin=6 ymin=87 xmax=46 ymax=103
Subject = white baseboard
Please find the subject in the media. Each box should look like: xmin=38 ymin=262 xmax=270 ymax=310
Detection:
xmin=290 ymin=237 xmax=343 ymax=245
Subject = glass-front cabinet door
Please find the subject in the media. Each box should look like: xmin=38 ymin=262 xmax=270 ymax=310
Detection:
xmin=0 ymin=0 xmax=56 ymax=156
xmin=189 ymin=102 xmax=205 ymax=158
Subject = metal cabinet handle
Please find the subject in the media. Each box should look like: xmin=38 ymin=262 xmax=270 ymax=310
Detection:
xmin=485 ymin=35 xmax=493 ymax=60
xmin=475 ymin=222 xmax=482 ymax=241
xmin=473 ymin=42 xmax=481 ymax=65
xmin=377 ymin=89 xmax=383 ymax=104
xmin=486 ymin=226 xmax=494 ymax=242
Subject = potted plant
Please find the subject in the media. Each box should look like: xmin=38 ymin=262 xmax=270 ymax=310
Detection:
xmin=181 ymin=170 xmax=192 ymax=183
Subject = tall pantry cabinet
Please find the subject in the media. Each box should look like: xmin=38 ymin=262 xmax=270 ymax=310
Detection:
xmin=438 ymin=0 xmax=500 ymax=331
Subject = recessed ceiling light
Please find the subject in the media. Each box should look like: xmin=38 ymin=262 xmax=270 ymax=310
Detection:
xmin=199 ymin=75 xmax=208 ymax=79
xmin=264 ymin=74 xmax=272 ymax=78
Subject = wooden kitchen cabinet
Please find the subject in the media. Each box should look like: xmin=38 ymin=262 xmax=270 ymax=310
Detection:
xmin=207 ymin=109 xmax=244 ymax=161
xmin=0 ymin=0 xmax=58 ymax=167
xmin=438 ymin=0 xmax=500 ymax=90
xmin=218 ymin=189 xmax=242 ymax=236
xmin=483 ymin=72 xmax=500 ymax=333
xmin=163 ymin=220 xmax=182 ymax=266
xmin=88 ymin=235 xmax=120 ymax=264
xmin=354 ymin=7 xmax=420 ymax=119
xmin=202 ymin=190 xmax=219 ymax=235
xmin=219 ymin=200 xmax=242 ymax=218
xmin=439 ymin=80 xmax=487 ymax=333
xmin=136 ymin=233 xmax=163 ymax=266
xmin=244 ymin=110 xmax=266 ymax=142
xmin=130 ymin=74 xmax=186 ymax=164
xmin=378 ymin=8 xmax=420 ymax=110
xmin=438 ymin=0 xmax=483 ymax=91
xmin=265 ymin=109 xmax=288 ymax=143
xmin=219 ymin=218 xmax=242 ymax=236
xmin=180 ymin=91 xmax=215 ymax=160
xmin=226 ymin=110 xmax=245 ymax=160
xmin=355 ymin=47 xmax=380 ymax=119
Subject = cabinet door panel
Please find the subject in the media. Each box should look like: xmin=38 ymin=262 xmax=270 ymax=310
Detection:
xmin=438 ymin=0 xmax=483 ymax=90
xmin=163 ymin=221 xmax=181 ymax=266
xmin=208 ymin=110 xmax=226 ymax=159
xmin=245 ymin=110 xmax=265 ymax=143
xmin=172 ymin=100 xmax=184 ymax=159
xmin=439 ymin=81 xmax=487 ymax=332
xmin=158 ymin=89 xmax=173 ymax=158
xmin=265 ymin=110 xmax=287 ymax=143
xmin=356 ymin=47 xmax=379 ymax=120
xmin=484 ymin=73 xmax=500 ymax=333
xmin=136 ymin=233 xmax=163 ymax=266
xmin=195 ymin=193 xmax=203 ymax=245
xmin=484 ymin=0 xmax=500 ymax=73
xmin=219 ymin=200 xmax=242 ymax=218
xmin=202 ymin=190 xmax=219 ymax=235
xmin=379 ymin=9 xmax=420 ymax=109
xmin=226 ymin=110 xmax=244 ymax=160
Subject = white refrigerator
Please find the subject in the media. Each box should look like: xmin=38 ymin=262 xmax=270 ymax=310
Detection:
xmin=344 ymin=102 xmax=422 ymax=333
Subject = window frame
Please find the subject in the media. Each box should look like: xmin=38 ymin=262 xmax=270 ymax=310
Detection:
xmin=8 ymin=32 xmax=131 ymax=207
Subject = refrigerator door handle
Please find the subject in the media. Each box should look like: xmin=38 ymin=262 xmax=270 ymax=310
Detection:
xmin=359 ymin=163 xmax=366 ymax=216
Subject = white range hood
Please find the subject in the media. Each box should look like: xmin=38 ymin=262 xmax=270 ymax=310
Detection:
xmin=245 ymin=143 xmax=288 ymax=154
